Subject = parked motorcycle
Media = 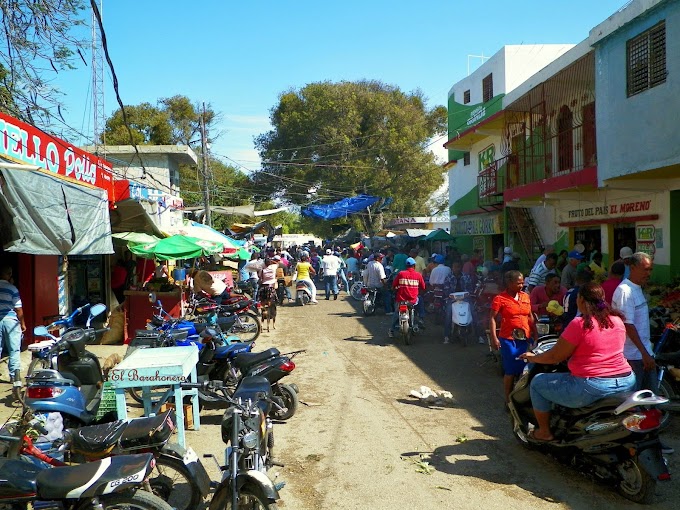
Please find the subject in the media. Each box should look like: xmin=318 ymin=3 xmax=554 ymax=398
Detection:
xmin=397 ymin=300 xmax=417 ymax=345
xmin=446 ymin=292 xmax=474 ymax=346
xmin=361 ymin=287 xmax=381 ymax=316
xmin=652 ymin=319 xmax=680 ymax=411
xmin=215 ymin=348 xmax=303 ymax=421
xmin=0 ymin=450 xmax=173 ymax=510
xmin=428 ymin=285 xmax=446 ymax=325
xmin=183 ymin=378 xmax=281 ymax=510
xmin=509 ymin=338 xmax=670 ymax=504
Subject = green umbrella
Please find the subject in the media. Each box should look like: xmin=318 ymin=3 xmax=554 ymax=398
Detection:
xmin=424 ymin=229 xmax=453 ymax=241
xmin=112 ymin=232 xmax=161 ymax=245
xmin=129 ymin=235 xmax=223 ymax=261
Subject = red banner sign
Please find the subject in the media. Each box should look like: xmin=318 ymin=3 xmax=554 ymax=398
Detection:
xmin=0 ymin=112 xmax=114 ymax=201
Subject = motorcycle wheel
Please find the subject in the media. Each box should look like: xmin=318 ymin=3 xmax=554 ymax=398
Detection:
xmin=215 ymin=365 xmax=242 ymax=396
xmin=228 ymin=312 xmax=261 ymax=343
xmin=100 ymin=490 xmax=174 ymax=510
xmin=363 ymin=298 xmax=376 ymax=316
xmin=617 ymin=457 xmax=656 ymax=504
xmin=149 ymin=454 xmax=202 ymax=510
xmin=350 ymin=282 xmax=364 ymax=301
xmin=212 ymin=483 xmax=278 ymax=510
xmin=27 ymin=358 xmax=51 ymax=377
xmin=270 ymin=383 xmax=299 ymax=421
xmin=400 ymin=320 xmax=411 ymax=346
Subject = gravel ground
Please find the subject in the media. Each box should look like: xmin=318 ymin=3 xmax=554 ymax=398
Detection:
xmin=2 ymin=294 xmax=679 ymax=509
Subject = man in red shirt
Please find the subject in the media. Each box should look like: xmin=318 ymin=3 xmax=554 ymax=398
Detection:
xmin=388 ymin=258 xmax=425 ymax=338
xmin=529 ymin=273 xmax=566 ymax=315
xmin=602 ymin=261 xmax=625 ymax=305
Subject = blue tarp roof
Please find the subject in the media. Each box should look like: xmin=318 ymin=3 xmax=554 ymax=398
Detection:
xmin=302 ymin=194 xmax=381 ymax=220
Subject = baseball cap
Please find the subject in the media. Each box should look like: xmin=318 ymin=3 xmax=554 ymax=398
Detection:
xmin=620 ymin=246 xmax=633 ymax=259
xmin=273 ymin=255 xmax=281 ymax=261
xmin=504 ymin=247 xmax=512 ymax=254
xmin=434 ymin=254 xmax=446 ymax=264
xmin=568 ymin=250 xmax=584 ymax=260
xmin=325 ymin=249 xmax=332 ymax=255
xmin=406 ymin=257 xmax=416 ymax=266
xmin=546 ymin=300 xmax=564 ymax=316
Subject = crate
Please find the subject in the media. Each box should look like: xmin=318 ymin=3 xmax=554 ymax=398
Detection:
xmin=159 ymin=402 xmax=194 ymax=430
xmin=96 ymin=382 xmax=118 ymax=419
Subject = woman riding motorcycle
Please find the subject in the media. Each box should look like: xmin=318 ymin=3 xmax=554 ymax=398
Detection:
xmin=519 ymin=282 xmax=636 ymax=441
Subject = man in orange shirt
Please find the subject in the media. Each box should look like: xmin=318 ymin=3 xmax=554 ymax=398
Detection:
xmin=490 ymin=270 xmax=537 ymax=405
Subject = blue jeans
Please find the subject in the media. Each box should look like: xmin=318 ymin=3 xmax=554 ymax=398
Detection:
xmin=383 ymin=287 xmax=393 ymax=314
xmin=1 ymin=316 xmax=22 ymax=374
xmin=324 ymin=275 xmax=338 ymax=298
xmin=530 ymin=371 xmax=636 ymax=412
xmin=338 ymin=269 xmax=349 ymax=293
xmin=248 ymin=278 xmax=259 ymax=300
xmin=628 ymin=359 xmax=659 ymax=392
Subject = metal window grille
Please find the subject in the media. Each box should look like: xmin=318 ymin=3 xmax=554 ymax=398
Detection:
xmin=463 ymin=152 xmax=470 ymax=166
xmin=463 ymin=90 xmax=471 ymax=104
xmin=627 ymin=21 xmax=666 ymax=97
xmin=482 ymin=74 xmax=493 ymax=102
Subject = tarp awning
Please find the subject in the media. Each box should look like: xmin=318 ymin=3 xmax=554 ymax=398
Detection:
xmin=405 ymin=228 xmax=433 ymax=238
xmin=425 ymin=229 xmax=453 ymax=241
xmin=164 ymin=220 xmax=240 ymax=250
xmin=109 ymin=198 xmax=165 ymax=238
xmin=0 ymin=168 xmax=113 ymax=255
xmin=128 ymin=235 xmax=224 ymax=261
xmin=302 ymin=194 xmax=381 ymax=220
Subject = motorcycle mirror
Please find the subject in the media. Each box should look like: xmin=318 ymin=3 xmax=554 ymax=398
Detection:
xmin=89 ymin=303 xmax=107 ymax=318
xmin=33 ymin=325 xmax=50 ymax=336
xmin=148 ymin=292 xmax=157 ymax=304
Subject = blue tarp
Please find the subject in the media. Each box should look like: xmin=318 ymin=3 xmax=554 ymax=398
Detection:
xmin=302 ymin=194 xmax=381 ymax=220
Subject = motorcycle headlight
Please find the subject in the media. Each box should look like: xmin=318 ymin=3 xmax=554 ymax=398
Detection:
xmin=242 ymin=431 xmax=258 ymax=449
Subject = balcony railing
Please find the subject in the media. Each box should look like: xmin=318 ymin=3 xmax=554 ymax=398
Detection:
xmin=477 ymin=156 xmax=508 ymax=207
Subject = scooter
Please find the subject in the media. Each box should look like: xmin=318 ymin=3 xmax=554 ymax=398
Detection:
xmin=446 ymin=292 xmax=475 ymax=346
xmin=509 ymin=338 xmax=670 ymax=504
xmin=295 ymin=280 xmax=313 ymax=306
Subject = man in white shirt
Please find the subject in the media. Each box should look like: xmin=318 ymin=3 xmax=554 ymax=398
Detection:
xmin=363 ymin=253 xmax=391 ymax=313
xmin=428 ymin=255 xmax=451 ymax=287
xmin=531 ymin=245 xmax=554 ymax=274
xmin=321 ymin=249 xmax=342 ymax=300
xmin=612 ymin=252 xmax=655 ymax=390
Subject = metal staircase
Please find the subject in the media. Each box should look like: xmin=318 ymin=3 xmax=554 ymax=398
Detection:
xmin=507 ymin=207 xmax=544 ymax=263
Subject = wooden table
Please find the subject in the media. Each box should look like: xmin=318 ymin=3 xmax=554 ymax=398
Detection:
xmin=109 ymin=345 xmax=200 ymax=447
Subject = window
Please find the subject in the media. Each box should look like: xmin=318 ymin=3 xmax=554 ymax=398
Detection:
xmin=463 ymin=152 xmax=470 ymax=166
xmin=627 ymin=21 xmax=666 ymax=97
xmin=482 ymin=74 xmax=493 ymax=102
xmin=463 ymin=90 xmax=471 ymax=104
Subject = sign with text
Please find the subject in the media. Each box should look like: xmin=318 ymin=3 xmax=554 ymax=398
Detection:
xmin=451 ymin=214 xmax=503 ymax=236
xmin=561 ymin=199 xmax=655 ymax=223
xmin=636 ymin=225 xmax=655 ymax=242
xmin=0 ymin=112 xmax=114 ymax=200
xmin=478 ymin=144 xmax=496 ymax=173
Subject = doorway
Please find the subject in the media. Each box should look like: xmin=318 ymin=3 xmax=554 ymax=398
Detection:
xmin=614 ymin=224 xmax=636 ymax=260
xmin=574 ymin=227 xmax=601 ymax=262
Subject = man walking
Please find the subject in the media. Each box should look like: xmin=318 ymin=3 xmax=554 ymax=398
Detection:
xmin=0 ymin=265 xmax=26 ymax=384
xmin=321 ymin=249 xmax=341 ymax=300
xmin=525 ymin=253 xmax=558 ymax=292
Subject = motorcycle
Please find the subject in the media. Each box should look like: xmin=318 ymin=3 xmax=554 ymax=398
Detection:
xmin=397 ymin=301 xmax=417 ymax=345
xmin=215 ymin=348 xmax=304 ymax=421
xmin=183 ymin=378 xmax=281 ymax=510
xmin=652 ymin=319 xmax=680 ymax=411
xmin=446 ymin=292 xmax=474 ymax=346
xmin=509 ymin=338 xmax=670 ymax=504
xmin=361 ymin=287 xmax=381 ymax=316
xmin=0 ymin=450 xmax=173 ymax=510
xmin=0 ymin=408 xmax=211 ymax=510
xmin=295 ymin=280 xmax=313 ymax=306
xmin=428 ymin=285 xmax=446 ymax=325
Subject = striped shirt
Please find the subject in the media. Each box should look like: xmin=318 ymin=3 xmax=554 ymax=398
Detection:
xmin=0 ymin=279 xmax=21 ymax=320
xmin=526 ymin=262 xmax=551 ymax=289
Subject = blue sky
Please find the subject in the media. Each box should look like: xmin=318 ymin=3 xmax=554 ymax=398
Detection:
xmin=53 ymin=0 xmax=628 ymax=171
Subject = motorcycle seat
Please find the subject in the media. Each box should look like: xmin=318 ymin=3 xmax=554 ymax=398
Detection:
xmin=561 ymin=391 xmax=635 ymax=416
xmin=69 ymin=419 xmax=127 ymax=455
xmin=214 ymin=342 xmax=252 ymax=359
xmin=234 ymin=348 xmax=280 ymax=370
xmin=233 ymin=376 xmax=272 ymax=401
xmin=656 ymin=351 xmax=680 ymax=364
xmin=36 ymin=454 xmax=153 ymax=499
xmin=193 ymin=316 xmax=236 ymax=333
xmin=119 ymin=410 xmax=174 ymax=449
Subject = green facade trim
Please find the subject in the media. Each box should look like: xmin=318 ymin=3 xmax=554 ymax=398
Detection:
xmin=449 ymin=185 xmax=479 ymax=216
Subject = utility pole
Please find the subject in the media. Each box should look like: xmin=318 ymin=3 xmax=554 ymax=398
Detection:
xmin=200 ymin=102 xmax=211 ymax=227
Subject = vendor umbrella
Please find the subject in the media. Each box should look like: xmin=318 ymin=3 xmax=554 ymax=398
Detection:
xmin=128 ymin=235 xmax=223 ymax=261
xmin=112 ymin=232 xmax=161 ymax=245
xmin=166 ymin=220 xmax=240 ymax=250
xmin=424 ymin=229 xmax=453 ymax=242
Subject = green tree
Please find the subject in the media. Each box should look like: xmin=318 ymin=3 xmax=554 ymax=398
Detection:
xmin=0 ymin=0 xmax=87 ymax=125
xmin=253 ymin=80 xmax=447 ymax=235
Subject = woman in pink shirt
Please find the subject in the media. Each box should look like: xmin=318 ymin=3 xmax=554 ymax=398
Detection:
xmin=520 ymin=282 xmax=636 ymax=441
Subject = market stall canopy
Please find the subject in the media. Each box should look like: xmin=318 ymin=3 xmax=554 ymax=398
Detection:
xmin=112 ymin=232 xmax=160 ymax=245
xmin=229 ymin=220 xmax=275 ymax=239
xmin=164 ymin=220 xmax=240 ymax=250
xmin=302 ymin=194 xmax=381 ymax=220
xmin=186 ymin=204 xmax=255 ymax=219
xmin=405 ymin=228 xmax=433 ymax=238
xmin=0 ymin=167 xmax=113 ymax=255
xmin=109 ymin=198 xmax=165 ymax=237
xmin=425 ymin=229 xmax=453 ymax=241
xmin=128 ymin=235 xmax=223 ymax=261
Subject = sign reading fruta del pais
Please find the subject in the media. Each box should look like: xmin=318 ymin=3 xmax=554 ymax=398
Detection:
xmin=0 ymin=112 xmax=114 ymax=199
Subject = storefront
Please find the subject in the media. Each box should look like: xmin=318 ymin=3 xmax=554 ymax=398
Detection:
xmin=554 ymin=188 xmax=669 ymax=280
xmin=450 ymin=212 xmax=504 ymax=262
xmin=0 ymin=112 xmax=114 ymax=342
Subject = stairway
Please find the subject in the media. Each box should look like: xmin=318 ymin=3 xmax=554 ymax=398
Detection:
xmin=507 ymin=207 xmax=544 ymax=264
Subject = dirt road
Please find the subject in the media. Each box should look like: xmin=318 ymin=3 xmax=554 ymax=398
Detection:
xmin=2 ymin=294 xmax=678 ymax=509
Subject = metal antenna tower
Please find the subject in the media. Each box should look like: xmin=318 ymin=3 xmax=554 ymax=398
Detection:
xmin=91 ymin=1 xmax=105 ymax=155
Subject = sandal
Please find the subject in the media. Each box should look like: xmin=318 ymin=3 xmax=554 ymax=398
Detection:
xmin=527 ymin=429 xmax=555 ymax=443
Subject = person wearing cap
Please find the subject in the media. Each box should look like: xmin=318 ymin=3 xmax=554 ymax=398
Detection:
xmin=428 ymin=254 xmax=451 ymax=287
xmin=502 ymin=246 xmax=513 ymax=264
xmin=530 ymin=273 xmax=566 ymax=316
xmin=560 ymin=250 xmax=584 ymax=289
xmin=321 ymin=249 xmax=342 ymax=300
xmin=363 ymin=252 xmax=390 ymax=312
xmin=618 ymin=246 xmax=634 ymax=280
xmin=525 ymin=253 xmax=558 ymax=292
xmin=388 ymin=257 xmax=426 ymax=338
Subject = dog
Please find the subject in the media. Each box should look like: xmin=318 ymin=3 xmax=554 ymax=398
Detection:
xmin=101 ymin=353 xmax=123 ymax=381
xmin=260 ymin=287 xmax=278 ymax=332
